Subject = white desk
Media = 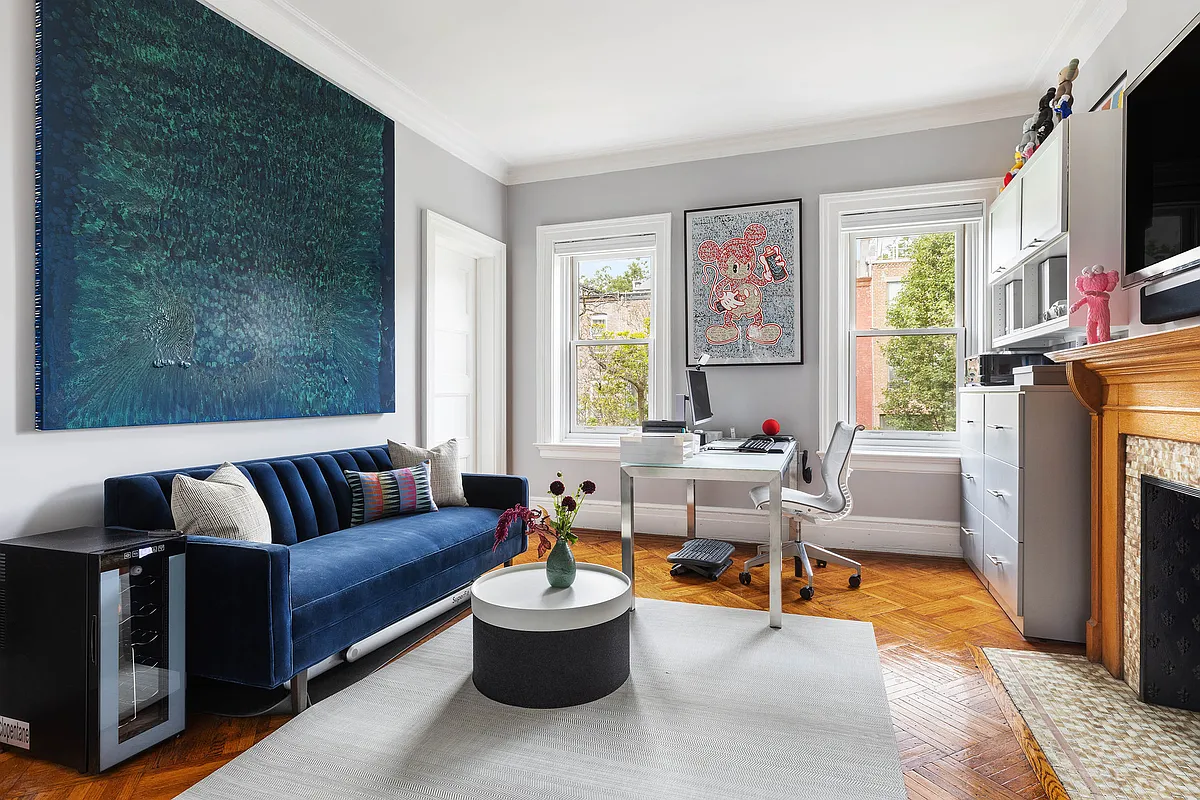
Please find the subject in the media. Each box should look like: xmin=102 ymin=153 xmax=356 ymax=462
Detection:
xmin=619 ymin=441 xmax=796 ymax=628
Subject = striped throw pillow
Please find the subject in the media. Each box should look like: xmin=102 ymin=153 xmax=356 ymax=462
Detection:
xmin=344 ymin=462 xmax=438 ymax=526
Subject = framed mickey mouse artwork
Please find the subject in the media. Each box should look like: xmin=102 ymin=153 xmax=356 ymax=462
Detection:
xmin=684 ymin=199 xmax=803 ymax=366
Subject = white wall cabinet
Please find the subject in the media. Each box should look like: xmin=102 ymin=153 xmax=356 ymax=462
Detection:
xmin=1018 ymin=132 xmax=1066 ymax=251
xmin=988 ymin=186 xmax=1021 ymax=274
xmin=957 ymin=383 xmax=1090 ymax=642
xmin=987 ymin=111 xmax=1129 ymax=348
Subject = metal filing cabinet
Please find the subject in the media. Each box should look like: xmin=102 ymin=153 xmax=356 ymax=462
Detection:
xmin=957 ymin=380 xmax=1090 ymax=642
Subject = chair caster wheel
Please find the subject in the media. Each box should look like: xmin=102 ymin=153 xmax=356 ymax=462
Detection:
xmin=799 ymin=586 xmax=815 ymax=600
xmin=849 ymin=574 xmax=861 ymax=588
xmin=739 ymin=571 xmax=751 ymax=585
xmin=816 ymin=559 xmax=828 ymax=568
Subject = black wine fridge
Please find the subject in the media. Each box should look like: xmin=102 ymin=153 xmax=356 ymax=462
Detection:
xmin=0 ymin=527 xmax=185 ymax=773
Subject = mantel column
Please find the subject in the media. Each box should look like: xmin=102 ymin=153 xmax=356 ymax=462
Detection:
xmin=1065 ymin=361 xmax=1113 ymax=668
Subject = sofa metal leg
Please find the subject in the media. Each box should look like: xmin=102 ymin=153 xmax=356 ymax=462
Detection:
xmin=290 ymin=668 xmax=310 ymax=715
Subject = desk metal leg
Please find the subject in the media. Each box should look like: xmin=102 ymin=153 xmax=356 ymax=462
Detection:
xmin=769 ymin=475 xmax=783 ymax=628
xmin=685 ymin=479 xmax=696 ymax=539
xmin=620 ymin=468 xmax=636 ymax=611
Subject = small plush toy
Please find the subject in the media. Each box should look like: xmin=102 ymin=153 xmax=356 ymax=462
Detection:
xmin=1033 ymin=88 xmax=1057 ymax=144
xmin=1018 ymin=115 xmax=1038 ymax=154
xmin=1054 ymin=58 xmax=1080 ymax=121
xmin=1004 ymin=152 xmax=1025 ymax=187
xmin=1069 ymin=265 xmax=1120 ymax=344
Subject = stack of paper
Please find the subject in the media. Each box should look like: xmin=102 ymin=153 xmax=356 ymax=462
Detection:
xmin=619 ymin=432 xmax=696 ymax=465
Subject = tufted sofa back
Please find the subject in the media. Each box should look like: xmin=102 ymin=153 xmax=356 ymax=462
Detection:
xmin=103 ymin=446 xmax=393 ymax=546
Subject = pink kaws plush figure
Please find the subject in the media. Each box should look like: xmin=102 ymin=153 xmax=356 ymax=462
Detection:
xmin=1069 ymin=265 xmax=1120 ymax=344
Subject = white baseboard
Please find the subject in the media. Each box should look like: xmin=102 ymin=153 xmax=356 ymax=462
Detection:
xmin=531 ymin=495 xmax=962 ymax=558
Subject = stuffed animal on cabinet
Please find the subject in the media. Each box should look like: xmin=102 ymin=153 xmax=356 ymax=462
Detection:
xmin=1033 ymin=88 xmax=1057 ymax=144
xmin=1069 ymin=265 xmax=1120 ymax=344
xmin=1054 ymin=58 xmax=1080 ymax=121
xmin=1004 ymin=150 xmax=1025 ymax=187
xmin=1018 ymin=115 xmax=1038 ymax=154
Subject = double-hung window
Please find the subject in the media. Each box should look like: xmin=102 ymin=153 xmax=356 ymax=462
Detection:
xmin=820 ymin=181 xmax=999 ymax=460
xmin=535 ymin=214 xmax=671 ymax=457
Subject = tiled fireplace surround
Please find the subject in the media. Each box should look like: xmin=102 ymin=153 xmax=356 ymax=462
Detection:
xmin=1122 ymin=436 xmax=1200 ymax=698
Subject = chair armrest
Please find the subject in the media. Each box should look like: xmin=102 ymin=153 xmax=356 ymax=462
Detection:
xmin=462 ymin=473 xmax=529 ymax=510
xmin=185 ymin=536 xmax=292 ymax=689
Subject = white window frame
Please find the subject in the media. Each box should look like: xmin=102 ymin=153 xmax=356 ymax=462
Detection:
xmin=535 ymin=214 xmax=671 ymax=459
xmin=819 ymin=179 xmax=1000 ymax=471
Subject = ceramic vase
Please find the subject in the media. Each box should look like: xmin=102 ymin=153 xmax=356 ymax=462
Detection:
xmin=545 ymin=536 xmax=577 ymax=588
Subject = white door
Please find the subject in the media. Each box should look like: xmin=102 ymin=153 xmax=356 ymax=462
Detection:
xmin=430 ymin=246 xmax=477 ymax=471
xmin=423 ymin=211 xmax=507 ymax=475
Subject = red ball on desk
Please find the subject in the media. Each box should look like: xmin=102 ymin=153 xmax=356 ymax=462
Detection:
xmin=762 ymin=418 xmax=781 ymax=436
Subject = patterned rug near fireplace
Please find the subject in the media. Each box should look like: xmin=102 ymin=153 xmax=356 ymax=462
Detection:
xmin=976 ymin=647 xmax=1200 ymax=800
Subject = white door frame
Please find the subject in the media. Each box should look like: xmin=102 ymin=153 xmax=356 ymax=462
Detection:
xmin=422 ymin=210 xmax=507 ymax=474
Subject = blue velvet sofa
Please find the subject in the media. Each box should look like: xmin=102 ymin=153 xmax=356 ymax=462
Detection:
xmin=103 ymin=445 xmax=527 ymax=697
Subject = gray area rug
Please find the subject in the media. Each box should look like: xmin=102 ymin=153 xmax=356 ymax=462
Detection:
xmin=182 ymin=599 xmax=905 ymax=800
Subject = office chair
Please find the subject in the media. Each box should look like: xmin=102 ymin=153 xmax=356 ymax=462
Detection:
xmin=738 ymin=421 xmax=864 ymax=600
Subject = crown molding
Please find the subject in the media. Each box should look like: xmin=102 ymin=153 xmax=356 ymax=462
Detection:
xmin=196 ymin=0 xmax=1124 ymax=188
xmin=196 ymin=0 xmax=511 ymax=183
xmin=506 ymin=93 xmax=1034 ymax=185
xmin=1025 ymin=0 xmax=1127 ymax=91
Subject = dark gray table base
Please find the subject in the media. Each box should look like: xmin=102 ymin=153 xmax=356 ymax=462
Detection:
xmin=472 ymin=612 xmax=630 ymax=708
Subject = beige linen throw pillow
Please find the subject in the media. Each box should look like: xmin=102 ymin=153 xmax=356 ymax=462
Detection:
xmin=171 ymin=462 xmax=272 ymax=543
xmin=388 ymin=439 xmax=467 ymax=507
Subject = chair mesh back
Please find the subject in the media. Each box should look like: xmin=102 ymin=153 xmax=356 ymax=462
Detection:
xmin=808 ymin=422 xmax=862 ymax=518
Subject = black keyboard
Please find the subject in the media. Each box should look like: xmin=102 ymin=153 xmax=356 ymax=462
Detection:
xmin=738 ymin=437 xmax=773 ymax=452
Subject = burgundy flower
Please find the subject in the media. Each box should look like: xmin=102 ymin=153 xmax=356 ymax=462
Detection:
xmin=580 ymin=480 xmax=596 ymax=495
xmin=561 ymin=495 xmax=577 ymax=512
xmin=493 ymin=504 xmax=533 ymax=551
xmin=549 ymin=480 xmax=565 ymax=496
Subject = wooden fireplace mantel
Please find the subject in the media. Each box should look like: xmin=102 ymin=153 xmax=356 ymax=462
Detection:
xmin=1051 ymin=326 xmax=1200 ymax=677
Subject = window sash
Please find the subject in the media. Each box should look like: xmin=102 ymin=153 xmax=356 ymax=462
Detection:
xmin=571 ymin=341 xmax=651 ymax=433
xmin=848 ymin=328 xmax=964 ymax=440
xmin=850 ymin=224 xmax=965 ymax=332
xmin=567 ymin=250 xmax=656 ymax=435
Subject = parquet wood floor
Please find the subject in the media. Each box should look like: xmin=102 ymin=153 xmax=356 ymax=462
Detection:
xmin=0 ymin=531 xmax=1083 ymax=799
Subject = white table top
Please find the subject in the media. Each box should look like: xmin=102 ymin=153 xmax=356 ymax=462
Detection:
xmin=621 ymin=439 xmax=795 ymax=480
xmin=471 ymin=563 xmax=632 ymax=632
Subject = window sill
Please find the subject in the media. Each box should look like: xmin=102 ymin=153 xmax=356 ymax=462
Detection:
xmin=534 ymin=441 xmax=622 ymax=461
xmin=818 ymin=447 xmax=961 ymax=474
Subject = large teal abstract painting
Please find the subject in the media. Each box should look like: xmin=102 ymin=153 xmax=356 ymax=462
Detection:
xmin=35 ymin=0 xmax=396 ymax=430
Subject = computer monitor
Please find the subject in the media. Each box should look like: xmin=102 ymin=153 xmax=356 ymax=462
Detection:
xmin=685 ymin=368 xmax=713 ymax=426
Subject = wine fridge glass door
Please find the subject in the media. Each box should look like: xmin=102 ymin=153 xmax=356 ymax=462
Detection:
xmin=97 ymin=551 xmax=186 ymax=771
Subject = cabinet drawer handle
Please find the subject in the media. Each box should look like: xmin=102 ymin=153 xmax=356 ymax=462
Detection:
xmin=986 ymin=554 xmax=1004 ymax=566
xmin=963 ymin=419 xmax=977 ymax=424
xmin=961 ymin=527 xmax=976 ymax=536
xmin=986 ymin=489 xmax=1007 ymax=498
xmin=961 ymin=472 xmax=975 ymax=481
xmin=986 ymin=424 xmax=1010 ymax=430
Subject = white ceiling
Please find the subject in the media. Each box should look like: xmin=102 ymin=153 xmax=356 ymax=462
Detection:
xmin=268 ymin=0 xmax=1126 ymax=183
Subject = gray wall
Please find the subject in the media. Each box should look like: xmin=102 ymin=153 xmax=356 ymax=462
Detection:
xmin=508 ymin=117 xmax=1022 ymax=520
xmin=0 ymin=0 xmax=505 ymax=538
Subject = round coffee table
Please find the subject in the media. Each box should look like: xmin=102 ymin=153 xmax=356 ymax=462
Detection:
xmin=470 ymin=562 xmax=632 ymax=708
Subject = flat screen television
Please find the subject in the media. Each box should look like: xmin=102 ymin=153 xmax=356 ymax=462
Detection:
xmin=1124 ymin=13 xmax=1200 ymax=287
